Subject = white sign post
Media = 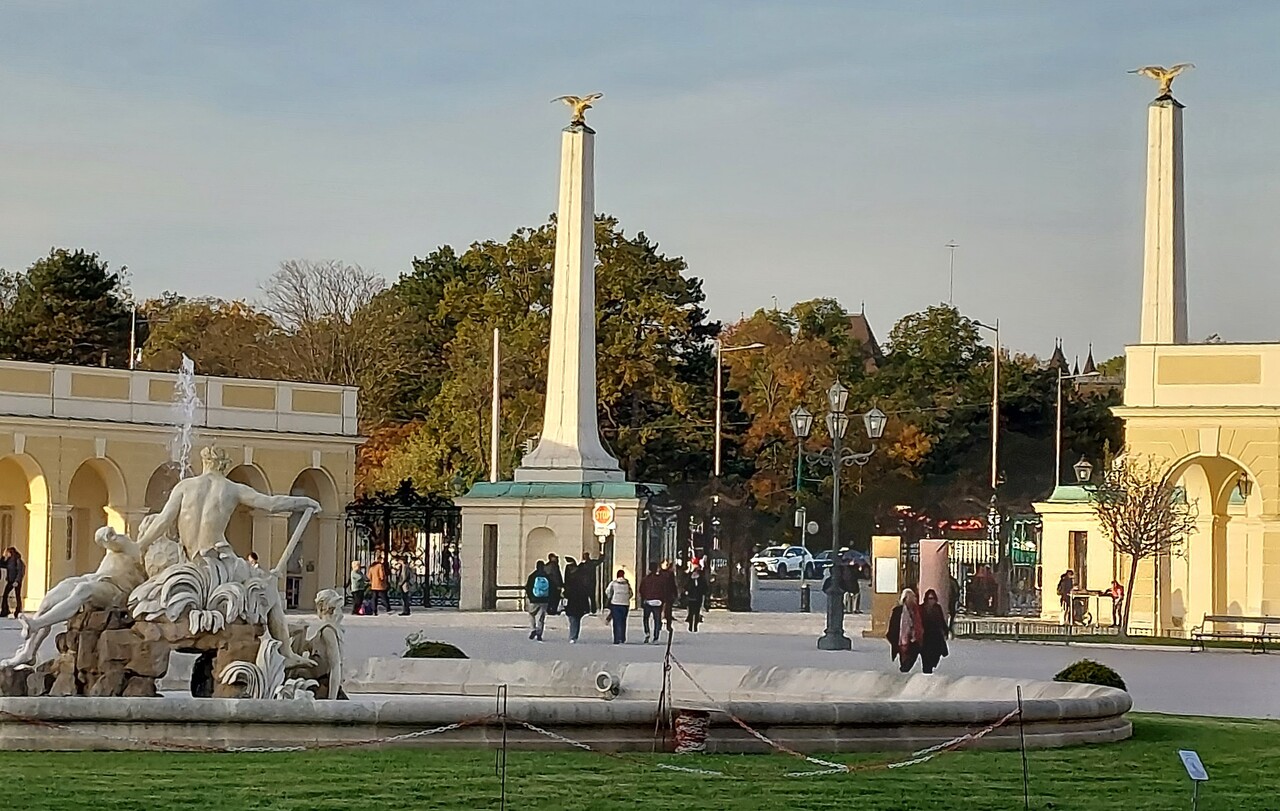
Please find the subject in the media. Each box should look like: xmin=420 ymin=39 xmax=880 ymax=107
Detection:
xmin=1178 ymin=750 xmax=1208 ymax=810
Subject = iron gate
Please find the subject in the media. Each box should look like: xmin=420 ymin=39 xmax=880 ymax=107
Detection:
xmin=344 ymin=480 xmax=462 ymax=608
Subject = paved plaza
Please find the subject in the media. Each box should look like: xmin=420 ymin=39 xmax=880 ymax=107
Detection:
xmin=3 ymin=597 xmax=1274 ymax=719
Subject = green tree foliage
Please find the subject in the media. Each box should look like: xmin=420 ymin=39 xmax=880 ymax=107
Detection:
xmin=0 ymin=248 xmax=132 ymax=366
xmin=363 ymin=215 xmax=717 ymax=495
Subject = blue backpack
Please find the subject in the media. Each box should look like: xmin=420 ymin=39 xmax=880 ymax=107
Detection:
xmin=532 ymin=576 xmax=550 ymax=599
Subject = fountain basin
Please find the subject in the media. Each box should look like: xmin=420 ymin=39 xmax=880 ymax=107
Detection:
xmin=0 ymin=659 xmax=1131 ymax=753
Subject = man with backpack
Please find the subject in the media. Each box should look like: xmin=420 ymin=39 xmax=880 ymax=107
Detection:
xmin=525 ymin=561 xmax=551 ymax=642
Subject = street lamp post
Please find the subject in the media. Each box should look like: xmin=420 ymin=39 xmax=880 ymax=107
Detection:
xmin=793 ymin=382 xmax=886 ymax=651
xmin=714 ymin=341 xmax=766 ymax=479
xmin=974 ymin=319 xmax=1000 ymax=491
xmin=1056 ymin=370 xmax=1101 ymax=486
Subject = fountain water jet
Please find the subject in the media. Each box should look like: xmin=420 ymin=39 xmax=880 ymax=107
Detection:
xmin=169 ymin=354 xmax=201 ymax=477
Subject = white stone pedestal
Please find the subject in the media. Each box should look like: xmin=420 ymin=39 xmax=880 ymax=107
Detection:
xmin=456 ymin=483 xmax=646 ymax=611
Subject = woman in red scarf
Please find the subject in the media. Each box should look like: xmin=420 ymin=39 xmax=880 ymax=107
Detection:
xmin=886 ymin=588 xmax=924 ymax=673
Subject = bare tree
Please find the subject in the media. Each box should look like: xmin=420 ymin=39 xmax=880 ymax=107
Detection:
xmin=262 ymin=260 xmax=387 ymax=385
xmin=1086 ymin=453 xmax=1198 ymax=635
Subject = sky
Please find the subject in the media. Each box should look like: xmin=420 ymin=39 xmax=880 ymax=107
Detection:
xmin=1 ymin=2 xmax=1278 ymax=362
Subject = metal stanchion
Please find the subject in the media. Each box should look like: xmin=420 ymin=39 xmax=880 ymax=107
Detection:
xmin=800 ymin=584 xmax=811 ymax=613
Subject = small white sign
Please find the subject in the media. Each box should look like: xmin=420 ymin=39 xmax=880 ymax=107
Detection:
xmin=1179 ymin=750 xmax=1208 ymax=782
xmin=874 ymin=557 xmax=899 ymax=594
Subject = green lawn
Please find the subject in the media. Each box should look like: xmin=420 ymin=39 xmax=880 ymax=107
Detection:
xmin=11 ymin=714 xmax=1277 ymax=810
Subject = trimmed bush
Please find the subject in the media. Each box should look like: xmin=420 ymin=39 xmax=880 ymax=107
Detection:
xmin=403 ymin=631 xmax=467 ymax=659
xmin=1054 ymin=659 xmax=1126 ymax=691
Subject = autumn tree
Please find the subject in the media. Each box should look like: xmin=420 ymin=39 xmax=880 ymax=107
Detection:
xmin=0 ymin=248 xmax=132 ymax=366
xmin=362 ymin=215 xmax=717 ymax=496
xmin=139 ymin=294 xmax=283 ymax=378
xmin=262 ymin=259 xmax=387 ymax=386
xmin=1086 ymin=453 xmax=1198 ymax=635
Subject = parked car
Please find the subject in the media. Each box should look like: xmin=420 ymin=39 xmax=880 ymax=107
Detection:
xmin=812 ymin=548 xmax=873 ymax=579
xmin=750 ymin=546 xmax=815 ymax=578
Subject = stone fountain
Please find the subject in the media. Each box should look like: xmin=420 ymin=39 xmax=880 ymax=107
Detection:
xmin=0 ymin=444 xmax=344 ymax=701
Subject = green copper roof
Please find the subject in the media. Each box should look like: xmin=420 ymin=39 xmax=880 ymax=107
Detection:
xmin=1043 ymin=485 xmax=1093 ymax=504
xmin=461 ymin=481 xmax=666 ymax=500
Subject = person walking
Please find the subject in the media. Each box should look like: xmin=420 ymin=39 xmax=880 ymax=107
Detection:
xmin=367 ymin=555 xmax=390 ymax=616
xmin=639 ymin=563 xmax=666 ymax=644
xmin=1 ymin=548 xmax=23 ymax=618
xmin=348 ymin=560 xmax=368 ymax=616
xmin=946 ymin=573 xmax=961 ymax=637
xmin=1057 ymin=570 xmax=1075 ymax=625
xmin=1109 ymin=579 xmax=1125 ymax=628
xmin=656 ymin=559 xmax=679 ymax=641
xmin=525 ymin=561 xmax=551 ymax=642
xmin=563 ymin=559 xmax=590 ymax=643
xmin=580 ymin=551 xmax=601 ymax=614
xmin=682 ymin=566 xmax=707 ymax=632
xmin=919 ymin=589 xmax=950 ymax=674
xmin=394 ymin=557 xmax=413 ymax=616
xmin=886 ymin=588 xmax=924 ymax=673
xmin=545 ymin=553 xmax=564 ymax=616
xmin=604 ymin=569 xmax=632 ymax=644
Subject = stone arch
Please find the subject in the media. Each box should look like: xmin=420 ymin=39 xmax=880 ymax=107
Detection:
xmin=144 ymin=462 xmax=182 ymax=513
xmin=227 ymin=464 xmax=271 ymax=560
xmin=1164 ymin=453 xmax=1258 ymax=623
xmin=525 ymin=526 xmax=557 ymax=576
xmin=0 ymin=454 xmax=50 ymax=608
xmin=287 ymin=467 xmax=339 ymax=609
xmin=67 ymin=458 xmax=127 ymax=575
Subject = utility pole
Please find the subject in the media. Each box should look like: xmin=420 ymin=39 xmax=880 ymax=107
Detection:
xmin=945 ymin=241 xmax=959 ymax=305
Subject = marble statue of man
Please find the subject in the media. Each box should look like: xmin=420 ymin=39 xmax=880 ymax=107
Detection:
xmin=1 ymin=526 xmax=146 ymax=668
xmin=137 ymin=446 xmax=320 ymax=560
xmin=134 ymin=445 xmax=320 ymax=668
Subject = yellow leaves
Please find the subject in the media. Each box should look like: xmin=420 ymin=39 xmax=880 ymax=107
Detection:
xmin=888 ymin=423 xmax=933 ymax=470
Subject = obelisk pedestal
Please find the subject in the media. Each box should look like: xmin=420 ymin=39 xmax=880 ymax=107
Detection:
xmin=1138 ymin=97 xmax=1188 ymax=344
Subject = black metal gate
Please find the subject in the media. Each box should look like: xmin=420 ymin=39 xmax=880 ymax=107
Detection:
xmin=344 ymin=480 xmax=462 ymax=608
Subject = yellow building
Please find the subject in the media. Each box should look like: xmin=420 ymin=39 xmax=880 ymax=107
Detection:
xmin=0 ymin=359 xmax=360 ymax=612
xmin=1038 ymin=345 xmax=1273 ymax=631
xmin=1037 ymin=79 xmax=1276 ymax=632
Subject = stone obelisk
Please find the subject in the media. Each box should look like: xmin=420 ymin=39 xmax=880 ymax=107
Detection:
xmin=1138 ymin=84 xmax=1188 ymax=344
xmin=516 ymin=98 xmax=623 ymax=483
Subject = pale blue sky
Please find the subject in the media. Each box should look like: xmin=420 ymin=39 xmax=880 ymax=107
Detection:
xmin=1 ymin=2 xmax=1277 ymax=360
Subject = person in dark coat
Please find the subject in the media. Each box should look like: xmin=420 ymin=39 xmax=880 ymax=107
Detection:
xmin=919 ymin=588 xmax=950 ymax=674
xmin=579 ymin=551 xmax=601 ymax=614
xmin=563 ymin=559 xmax=591 ymax=643
xmin=682 ymin=566 xmax=708 ymax=632
xmin=2 ymin=547 xmax=25 ymax=617
xmin=655 ymin=560 xmax=679 ymax=639
xmin=545 ymin=553 xmax=564 ymax=616
xmin=886 ymin=588 xmax=923 ymax=673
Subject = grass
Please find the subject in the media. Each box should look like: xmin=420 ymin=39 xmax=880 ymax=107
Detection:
xmin=9 ymin=714 xmax=1279 ymax=810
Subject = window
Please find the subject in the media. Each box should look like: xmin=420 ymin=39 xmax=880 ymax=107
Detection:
xmin=0 ymin=507 xmax=11 ymax=548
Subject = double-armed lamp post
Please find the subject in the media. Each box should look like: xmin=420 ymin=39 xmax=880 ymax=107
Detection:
xmin=791 ymin=383 xmax=886 ymax=651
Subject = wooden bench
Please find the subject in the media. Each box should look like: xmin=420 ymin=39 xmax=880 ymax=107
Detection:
xmin=1190 ymin=614 xmax=1280 ymax=653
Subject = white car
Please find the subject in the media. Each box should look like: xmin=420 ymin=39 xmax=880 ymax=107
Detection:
xmin=751 ymin=545 xmax=815 ymax=579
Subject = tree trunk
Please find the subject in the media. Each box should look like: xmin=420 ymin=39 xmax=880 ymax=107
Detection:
xmin=1120 ymin=555 xmax=1141 ymax=637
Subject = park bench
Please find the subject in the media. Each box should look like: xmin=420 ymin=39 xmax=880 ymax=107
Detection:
xmin=1190 ymin=614 xmax=1280 ymax=653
